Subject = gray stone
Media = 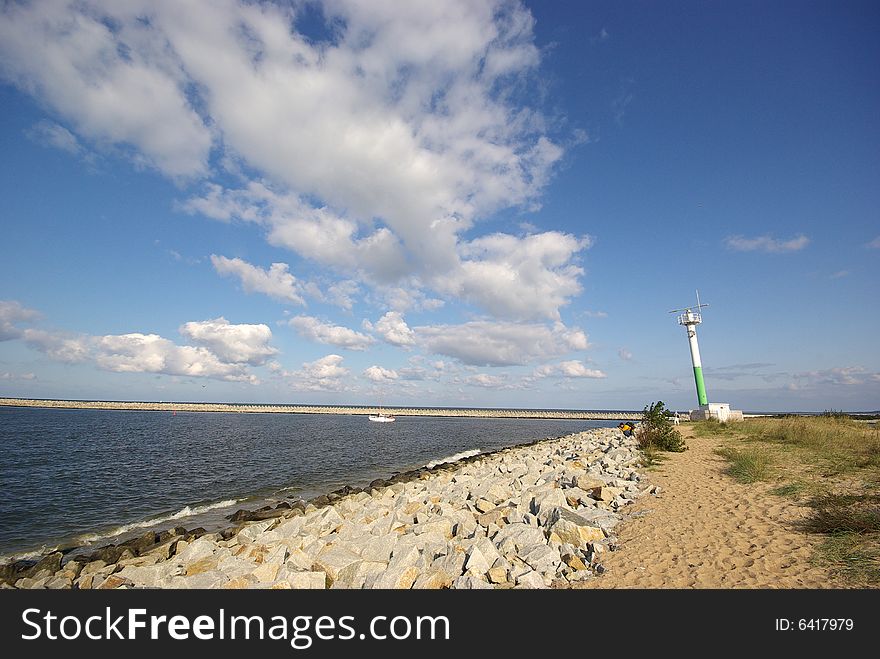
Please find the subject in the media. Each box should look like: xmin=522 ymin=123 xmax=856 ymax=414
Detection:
xmin=514 ymin=570 xmax=547 ymax=589
xmin=312 ymin=545 xmax=362 ymax=585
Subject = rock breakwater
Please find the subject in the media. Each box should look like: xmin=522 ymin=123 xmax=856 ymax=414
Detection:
xmin=2 ymin=427 xmax=654 ymax=589
xmin=0 ymin=398 xmax=638 ymax=420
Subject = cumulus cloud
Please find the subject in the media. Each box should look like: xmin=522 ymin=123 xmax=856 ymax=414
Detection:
xmin=533 ymin=360 xmax=606 ymax=379
xmin=21 ymin=329 xmax=91 ymax=363
xmin=210 ymin=255 xmax=306 ymax=306
xmin=416 ymin=321 xmax=589 ymax=366
xmin=20 ymin=317 xmax=275 ymax=383
xmin=436 ymin=231 xmax=591 ymax=320
xmin=369 ymin=311 xmax=416 ymax=347
xmin=178 ymin=317 xmax=276 ymax=364
xmin=91 ymin=333 xmax=257 ymax=381
xmin=0 ymin=1 xmax=580 ymax=319
xmin=0 ymin=2 xmax=212 ymax=177
xmin=23 ymin=328 xmax=259 ymax=383
xmin=724 ymin=234 xmax=810 ymax=253
xmin=866 ymin=236 xmax=880 ymax=249
xmin=618 ymin=348 xmax=632 ymax=361
xmin=363 ymin=365 xmax=399 ymax=383
xmin=289 ymin=315 xmax=375 ymax=351
xmin=285 ymin=354 xmax=350 ymax=391
xmin=0 ymin=300 xmax=40 ymax=341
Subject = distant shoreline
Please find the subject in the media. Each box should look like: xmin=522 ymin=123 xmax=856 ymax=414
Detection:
xmin=0 ymin=397 xmax=640 ymax=420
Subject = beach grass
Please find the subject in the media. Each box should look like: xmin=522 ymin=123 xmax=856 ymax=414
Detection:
xmin=714 ymin=446 xmax=773 ymax=483
xmin=698 ymin=415 xmax=880 ymax=586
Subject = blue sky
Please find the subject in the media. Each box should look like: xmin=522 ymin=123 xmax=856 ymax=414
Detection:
xmin=1 ymin=0 xmax=878 ymax=412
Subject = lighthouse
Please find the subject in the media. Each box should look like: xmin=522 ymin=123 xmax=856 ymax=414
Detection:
xmin=670 ymin=291 xmax=743 ymax=422
xmin=678 ymin=307 xmax=708 ymax=406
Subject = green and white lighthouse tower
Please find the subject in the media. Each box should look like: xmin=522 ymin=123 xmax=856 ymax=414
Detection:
xmin=670 ymin=292 xmax=709 ymax=407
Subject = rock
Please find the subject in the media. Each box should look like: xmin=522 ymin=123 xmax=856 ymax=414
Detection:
xmin=359 ymin=535 xmax=398 ymax=563
xmin=182 ymin=571 xmax=229 ymax=589
xmin=463 ymin=546 xmax=492 ymax=576
xmin=412 ymin=569 xmax=453 ymax=589
xmin=287 ymin=571 xmax=327 ymax=589
xmin=185 ymin=556 xmax=221 ymax=576
xmin=593 ymin=486 xmax=623 ymax=502
xmin=574 ymin=474 xmax=606 ymax=491
xmin=333 ymin=561 xmax=387 ymax=589
xmin=494 ymin=523 xmax=546 ymax=556
xmin=311 ymin=545 xmax=362 ymax=586
xmin=514 ymin=571 xmax=547 ymax=589
xmin=545 ymin=508 xmax=606 ymax=547
xmin=487 ymin=565 xmax=509 ymax=584
xmin=561 ymin=552 xmax=587 ymax=571
xmin=373 ymin=565 xmax=421 ymax=589
xmin=220 ymin=576 xmax=254 ymax=589
xmin=96 ymin=574 xmax=130 ymax=589
xmin=251 ymin=562 xmax=280 ymax=583
xmin=175 ymin=538 xmax=216 ymax=564
xmin=452 ymin=575 xmax=493 ymax=589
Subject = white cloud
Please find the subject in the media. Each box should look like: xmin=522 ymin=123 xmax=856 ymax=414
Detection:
xmin=25 ymin=120 xmax=92 ymax=161
xmin=178 ymin=317 xmax=276 ymax=365
xmin=464 ymin=373 xmax=517 ymax=389
xmin=0 ymin=1 xmax=577 ymax=319
xmin=0 ymin=371 xmax=36 ymax=381
xmin=23 ymin=327 xmax=259 ymax=383
xmin=724 ymin=234 xmax=810 ymax=253
xmin=793 ymin=366 xmax=874 ymax=386
xmin=0 ymin=3 xmax=212 ymax=177
xmin=618 ymin=348 xmax=633 ymax=361
xmin=436 ymin=231 xmax=591 ymax=320
xmin=584 ymin=310 xmax=608 ymax=318
xmin=830 ymin=270 xmax=849 ymax=279
xmin=289 ymin=315 xmax=375 ymax=351
xmin=92 ymin=333 xmax=257 ymax=382
xmin=210 ymin=255 xmax=306 ymax=306
xmin=0 ymin=300 xmax=40 ymax=341
xmin=866 ymin=236 xmax=880 ymax=249
xmin=534 ymin=360 xmax=606 ymax=379
xmin=370 ymin=311 xmax=416 ymax=347
xmin=286 ymin=354 xmax=350 ymax=392
xmin=363 ymin=365 xmax=399 ymax=383
xmin=416 ymin=320 xmax=589 ymax=366
xmin=22 ymin=329 xmax=91 ymax=363
xmin=326 ymin=280 xmax=360 ymax=311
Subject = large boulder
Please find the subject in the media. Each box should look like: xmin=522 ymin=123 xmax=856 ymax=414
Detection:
xmin=544 ymin=507 xmax=605 ymax=548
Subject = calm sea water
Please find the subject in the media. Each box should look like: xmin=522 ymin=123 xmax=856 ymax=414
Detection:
xmin=0 ymin=406 xmax=623 ymax=560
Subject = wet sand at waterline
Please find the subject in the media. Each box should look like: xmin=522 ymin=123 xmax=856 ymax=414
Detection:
xmin=578 ymin=425 xmax=842 ymax=589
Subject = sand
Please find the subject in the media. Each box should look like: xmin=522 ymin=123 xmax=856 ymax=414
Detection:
xmin=578 ymin=425 xmax=843 ymax=589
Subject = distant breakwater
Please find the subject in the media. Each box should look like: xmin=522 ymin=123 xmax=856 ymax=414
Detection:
xmin=0 ymin=398 xmax=639 ymax=421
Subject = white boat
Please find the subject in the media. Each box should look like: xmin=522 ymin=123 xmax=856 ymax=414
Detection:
xmin=368 ymin=411 xmax=395 ymax=423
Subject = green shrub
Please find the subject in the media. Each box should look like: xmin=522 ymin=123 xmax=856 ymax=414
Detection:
xmin=637 ymin=401 xmax=686 ymax=452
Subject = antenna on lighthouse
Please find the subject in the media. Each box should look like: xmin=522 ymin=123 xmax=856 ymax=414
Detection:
xmin=669 ymin=290 xmax=710 ymax=406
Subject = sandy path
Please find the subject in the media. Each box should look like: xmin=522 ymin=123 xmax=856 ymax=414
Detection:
xmin=579 ymin=426 xmax=842 ymax=589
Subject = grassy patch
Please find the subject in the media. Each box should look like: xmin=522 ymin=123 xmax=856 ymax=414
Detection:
xmin=691 ymin=416 xmax=880 ymax=586
xmin=770 ymin=482 xmax=805 ymax=498
xmin=714 ymin=447 xmax=773 ymax=483
xmin=804 ymin=494 xmax=880 ymax=534
xmin=741 ymin=416 xmax=880 ymax=476
xmin=640 ymin=447 xmax=668 ymax=469
xmin=814 ymin=533 xmax=880 ymax=586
